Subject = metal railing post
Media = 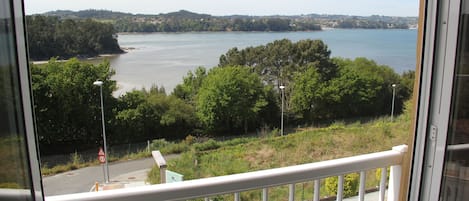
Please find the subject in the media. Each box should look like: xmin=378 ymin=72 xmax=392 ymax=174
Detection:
xmin=388 ymin=164 xmax=402 ymax=201
xmin=289 ymin=184 xmax=295 ymax=201
xmin=379 ymin=167 xmax=387 ymax=201
xmin=388 ymin=145 xmax=407 ymax=201
xmin=262 ymin=188 xmax=268 ymax=201
xmin=314 ymin=180 xmax=320 ymax=201
xmin=337 ymin=175 xmax=344 ymax=201
xmin=358 ymin=171 xmax=366 ymax=201
xmin=234 ymin=192 xmax=240 ymax=201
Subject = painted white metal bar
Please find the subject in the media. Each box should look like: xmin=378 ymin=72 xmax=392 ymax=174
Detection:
xmin=46 ymin=146 xmax=406 ymax=201
xmin=447 ymin=143 xmax=469 ymax=151
xmin=379 ymin=167 xmax=386 ymax=201
xmin=388 ymin=145 xmax=407 ymax=201
xmin=337 ymin=175 xmax=344 ymax=201
xmin=358 ymin=171 xmax=366 ymax=201
xmin=314 ymin=180 xmax=320 ymax=201
xmin=388 ymin=164 xmax=402 ymax=201
xmin=204 ymin=197 xmax=209 ymax=201
xmin=289 ymin=184 xmax=295 ymax=201
xmin=234 ymin=192 xmax=240 ymax=201
xmin=262 ymin=188 xmax=268 ymax=201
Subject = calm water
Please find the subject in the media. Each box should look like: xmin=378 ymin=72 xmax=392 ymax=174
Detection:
xmin=110 ymin=29 xmax=417 ymax=95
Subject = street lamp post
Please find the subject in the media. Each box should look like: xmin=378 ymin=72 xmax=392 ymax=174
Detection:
xmin=93 ymin=80 xmax=110 ymax=183
xmin=391 ymin=84 xmax=397 ymax=121
xmin=279 ymin=85 xmax=285 ymax=136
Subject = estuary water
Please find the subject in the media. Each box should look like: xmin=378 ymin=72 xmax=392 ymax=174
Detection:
xmin=109 ymin=29 xmax=417 ymax=95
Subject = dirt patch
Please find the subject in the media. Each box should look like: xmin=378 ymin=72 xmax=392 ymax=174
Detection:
xmin=245 ymin=146 xmax=275 ymax=166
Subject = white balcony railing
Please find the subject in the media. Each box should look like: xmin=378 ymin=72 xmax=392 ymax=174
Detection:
xmin=46 ymin=145 xmax=408 ymax=201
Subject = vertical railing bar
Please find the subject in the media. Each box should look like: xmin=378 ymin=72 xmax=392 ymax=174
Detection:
xmin=234 ymin=192 xmax=240 ymax=201
xmin=314 ymin=179 xmax=320 ymax=201
xmin=262 ymin=188 xmax=268 ymax=201
xmin=358 ymin=171 xmax=366 ymax=201
xmin=289 ymin=184 xmax=295 ymax=201
xmin=337 ymin=175 xmax=344 ymax=201
xmin=379 ymin=167 xmax=386 ymax=201
xmin=388 ymin=164 xmax=402 ymax=201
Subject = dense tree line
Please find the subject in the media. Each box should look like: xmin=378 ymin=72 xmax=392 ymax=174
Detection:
xmin=31 ymin=59 xmax=117 ymax=154
xmin=334 ymin=19 xmax=409 ymax=29
xmin=44 ymin=10 xmax=417 ymax=33
xmin=31 ymin=39 xmax=414 ymax=155
xmin=26 ymin=16 xmax=123 ymax=60
xmin=218 ymin=39 xmax=412 ymax=123
xmin=114 ymin=17 xmax=321 ymax=33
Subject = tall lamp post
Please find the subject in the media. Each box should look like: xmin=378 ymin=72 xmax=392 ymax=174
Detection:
xmin=93 ymin=80 xmax=110 ymax=183
xmin=391 ymin=84 xmax=397 ymax=121
xmin=279 ymin=85 xmax=285 ymax=136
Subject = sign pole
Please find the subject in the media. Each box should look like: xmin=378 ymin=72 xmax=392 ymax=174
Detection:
xmin=98 ymin=147 xmax=107 ymax=183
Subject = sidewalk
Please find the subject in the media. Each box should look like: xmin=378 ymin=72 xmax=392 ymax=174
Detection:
xmin=90 ymin=168 xmax=151 ymax=192
xmin=343 ymin=191 xmax=385 ymax=201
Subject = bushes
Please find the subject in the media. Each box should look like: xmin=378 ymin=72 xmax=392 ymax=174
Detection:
xmin=325 ymin=173 xmax=360 ymax=198
xmin=194 ymin=139 xmax=221 ymax=152
xmin=149 ymin=139 xmax=190 ymax=154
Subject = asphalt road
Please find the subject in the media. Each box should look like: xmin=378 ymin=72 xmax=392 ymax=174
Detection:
xmin=42 ymin=157 xmax=155 ymax=196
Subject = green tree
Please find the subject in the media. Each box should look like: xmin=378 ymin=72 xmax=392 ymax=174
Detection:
xmin=290 ymin=65 xmax=331 ymax=121
xmin=290 ymin=57 xmax=408 ymax=122
xmin=115 ymin=87 xmax=196 ymax=141
xmin=219 ymin=39 xmax=337 ymax=87
xmin=31 ymin=59 xmax=116 ymax=154
xmin=26 ymin=16 xmax=123 ymax=60
xmin=196 ymin=66 xmax=268 ymax=134
xmin=172 ymin=66 xmax=207 ymax=104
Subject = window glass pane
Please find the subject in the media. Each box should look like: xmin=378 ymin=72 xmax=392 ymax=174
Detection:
xmin=440 ymin=1 xmax=469 ymax=200
xmin=0 ymin=0 xmax=34 ymax=199
xmin=24 ymin=0 xmax=418 ymax=197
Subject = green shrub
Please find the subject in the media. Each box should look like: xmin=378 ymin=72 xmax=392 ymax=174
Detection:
xmin=194 ymin=139 xmax=221 ymax=152
xmin=0 ymin=182 xmax=21 ymax=189
xmin=150 ymin=139 xmax=190 ymax=154
xmin=222 ymin=137 xmax=250 ymax=147
xmin=150 ymin=139 xmax=170 ymax=151
xmin=70 ymin=152 xmax=82 ymax=166
xmin=161 ymin=142 xmax=190 ymax=154
xmin=375 ymin=168 xmax=390 ymax=182
xmin=325 ymin=121 xmax=346 ymax=131
xmin=325 ymin=173 xmax=359 ymax=198
xmin=184 ymin=135 xmax=196 ymax=145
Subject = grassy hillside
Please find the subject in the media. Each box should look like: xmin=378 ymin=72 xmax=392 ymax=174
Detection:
xmin=147 ymin=102 xmax=412 ymax=200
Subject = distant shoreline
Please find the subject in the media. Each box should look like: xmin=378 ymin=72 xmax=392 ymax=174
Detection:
xmin=31 ymin=52 xmax=126 ymax=65
xmin=116 ymin=27 xmax=417 ymax=35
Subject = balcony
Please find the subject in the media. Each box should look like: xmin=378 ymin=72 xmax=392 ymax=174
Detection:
xmin=45 ymin=145 xmax=407 ymax=201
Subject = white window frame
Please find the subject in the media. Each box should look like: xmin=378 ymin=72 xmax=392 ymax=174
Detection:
xmin=410 ymin=0 xmax=463 ymax=200
xmin=12 ymin=0 xmax=44 ymax=200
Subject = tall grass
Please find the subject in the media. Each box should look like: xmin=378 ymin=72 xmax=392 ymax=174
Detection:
xmin=147 ymin=110 xmax=411 ymax=200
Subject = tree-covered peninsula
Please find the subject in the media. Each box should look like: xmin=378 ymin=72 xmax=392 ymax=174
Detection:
xmin=26 ymin=15 xmax=124 ymax=61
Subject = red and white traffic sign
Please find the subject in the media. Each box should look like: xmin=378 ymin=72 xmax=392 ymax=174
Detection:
xmin=98 ymin=147 xmax=106 ymax=163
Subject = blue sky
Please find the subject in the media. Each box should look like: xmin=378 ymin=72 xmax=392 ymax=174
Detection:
xmin=24 ymin=0 xmax=419 ymax=16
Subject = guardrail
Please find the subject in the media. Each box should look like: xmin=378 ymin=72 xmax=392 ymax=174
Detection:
xmin=46 ymin=145 xmax=407 ymax=201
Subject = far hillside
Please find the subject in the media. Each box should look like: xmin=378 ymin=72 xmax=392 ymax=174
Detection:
xmin=40 ymin=9 xmax=418 ymax=33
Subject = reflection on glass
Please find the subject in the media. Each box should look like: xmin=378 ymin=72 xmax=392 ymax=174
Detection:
xmin=440 ymin=1 xmax=469 ymax=200
xmin=0 ymin=0 xmax=33 ymax=199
